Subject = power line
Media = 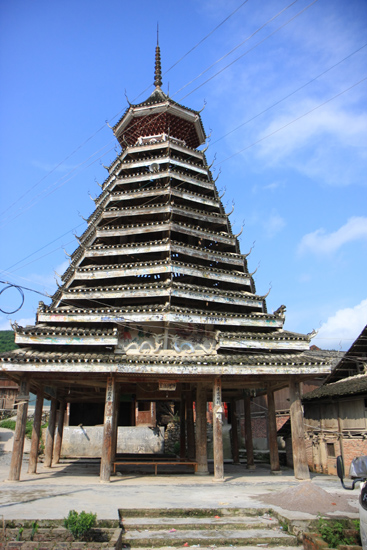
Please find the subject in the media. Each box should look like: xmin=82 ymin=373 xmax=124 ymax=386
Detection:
xmin=178 ymin=0 xmax=318 ymax=101
xmin=174 ymin=0 xmax=300 ymax=97
xmin=3 ymin=69 xmax=364 ymax=279
xmin=132 ymin=0 xmax=251 ymax=103
xmin=3 ymin=225 xmax=85 ymax=273
xmin=210 ymin=43 xmax=367 ymax=146
xmin=214 ymin=76 xmax=367 ymax=167
xmin=0 ymin=0 xmax=252 ymax=222
xmin=0 ymin=139 xmax=118 ymax=229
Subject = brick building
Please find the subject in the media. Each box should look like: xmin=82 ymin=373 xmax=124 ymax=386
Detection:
xmin=303 ymin=325 xmax=367 ymax=475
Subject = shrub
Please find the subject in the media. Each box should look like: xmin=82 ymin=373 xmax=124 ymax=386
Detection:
xmin=64 ymin=510 xmax=97 ymax=541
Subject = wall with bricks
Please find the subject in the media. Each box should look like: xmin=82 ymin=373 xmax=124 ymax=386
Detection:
xmin=305 ymin=435 xmax=367 ymax=475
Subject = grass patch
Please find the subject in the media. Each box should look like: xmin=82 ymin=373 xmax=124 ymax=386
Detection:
xmin=0 ymin=418 xmax=48 ymax=439
xmin=317 ymin=516 xmax=361 ymax=547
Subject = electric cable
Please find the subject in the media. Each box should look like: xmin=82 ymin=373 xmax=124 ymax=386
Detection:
xmin=174 ymin=0 xmax=300 ymax=97
xmin=210 ymin=43 xmax=367 ymax=146
xmin=0 ymin=284 xmax=25 ymax=314
xmin=178 ymin=0 xmax=318 ymax=101
xmin=214 ymin=76 xmax=367 ymax=167
xmin=3 ymin=54 xmax=364 ymax=279
xmin=1 ymin=0 xmax=252 ymax=221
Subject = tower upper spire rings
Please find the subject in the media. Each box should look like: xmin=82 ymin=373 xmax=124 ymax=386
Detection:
xmin=154 ymin=24 xmax=162 ymax=88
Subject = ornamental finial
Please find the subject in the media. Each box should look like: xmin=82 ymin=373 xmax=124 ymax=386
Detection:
xmin=154 ymin=24 xmax=162 ymax=88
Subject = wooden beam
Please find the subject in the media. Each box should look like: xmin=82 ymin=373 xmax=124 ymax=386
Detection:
xmin=267 ymin=388 xmax=280 ymax=473
xmin=195 ymin=383 xmax=209 ymax=475
xmin=28 ymin=387 xmax=44 ymax=474
xmin=289 ymin=379 xmax=310 ymax=480
xmin=9 ymin=375 xmax=30 ymax=481
xmin=213 ymin=377 xmax=224 ymax=481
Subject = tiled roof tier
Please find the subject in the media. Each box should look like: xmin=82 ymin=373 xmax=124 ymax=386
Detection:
xmin=86 ymin=240 xmax=245 ymax=263
xmin=55 ymin=281 xmax=264 ymax=310
xmin=303 ymin=373 xmax=367 ymax=400
xmin=114 ymin=168 xmax=211 ymax=187
xmin=218 ymin=330 xmax=311 ymax=352
xmin=37 ymin=303 xmax=281 ymax=328
xmin=112 ymin=90 xmax=206 ymax=150
xmin=70 ymin=260 xmax=251 ymax=288
xmin=219 ymin=329 xmax=311 ymax=341
xmin=115 ymin=153 xmax=206 ymax=174
xmin=1 ymin=349 xmax=331 ymax=376
xmin=97 ymin=168 xmax=214 ymax=207
xmin=61 ymin=238 xmax=246 ymax=287
xmin=13 ymin=325 xmax=118 ymax=346
xmin=97 ymin=220 xmax=236 ymax=242
xmin=102 ymin=204 xmax=227 ymax=225
xmin=13 ymin=325 xmax=117 ymax=337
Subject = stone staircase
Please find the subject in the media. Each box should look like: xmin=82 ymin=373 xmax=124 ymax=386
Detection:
xmin=118 ymin=508 xmax=301 ymax=549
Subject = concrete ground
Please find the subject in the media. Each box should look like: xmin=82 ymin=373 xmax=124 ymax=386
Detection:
xmin=0 ymin=448 xmax=360 ymax=524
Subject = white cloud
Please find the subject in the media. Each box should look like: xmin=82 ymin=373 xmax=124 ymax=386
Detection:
xmin=255 ymin=99 xmax=367 ymax=185
xmin=298 ymin=217 xmax=367 ymax=255
xmin=314 ymin=298 xmax=367 ymax=351
xmin=264 ymin=212 xmax=286 ymax=238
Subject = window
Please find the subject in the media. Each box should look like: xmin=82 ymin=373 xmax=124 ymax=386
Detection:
xmin=138 ymin=401 xmax=151 ymax=412
xmin=327 ymin=443 xmax=335 ymax=457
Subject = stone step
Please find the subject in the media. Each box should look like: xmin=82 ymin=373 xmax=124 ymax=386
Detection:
xmin=118 ymin=507 xmax=275 ymax=518
xmin=124 ymin=547 xmax=300 ymax=550
xmin=118 ymin=508 xmax=299 ymax=548
xmin=122 ymin=516 xmax=276 ymax=530
xmin=124 ymin=547 xmax=301 ymax=550
xmin=121 ymin=527 xmax=298 ymax=547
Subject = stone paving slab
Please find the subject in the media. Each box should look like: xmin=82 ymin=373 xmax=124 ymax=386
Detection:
xmin=0 ymin=454 xmax=360 ymax=523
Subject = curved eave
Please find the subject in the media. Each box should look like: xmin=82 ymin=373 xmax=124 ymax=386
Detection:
xmin=1 ymin=351 xmax=332 ymax=376
xmin=36 ymin=308 xmax=282 ymax=328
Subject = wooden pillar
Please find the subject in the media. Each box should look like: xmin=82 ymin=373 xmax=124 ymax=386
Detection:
xmin=28 ymin=387 xmax=44 ymax=474
xmin=267 ymin=388 xmax=280 ymax=473
xmin=244 ymin=392 xmax=255 ymax=469
xmin=100 ymin=375 xmax=117 ymax=483
xmin=44 ymin=397 xmax=57 ymax=468
xmin=289 ymin=379 xmax=310 ymax=480
xmin=186 ymin=390 xmax=195 ymax=459
xmin=53 ymin=400 xmax=66 ymax=465
xmin=230 ymin=399 xmax=240 ymax=464
xmin=111 ymin=385 xmax=120 ymax=464
xmin=213 ymin=377 xmax=224 ymax=481
xmin=195 ymin=383 xmax=209 ymax=475
xmin=180 ymin=395 xmax=186 ymax=459
xmin=9 ymin=375 xmax=30 ymax=481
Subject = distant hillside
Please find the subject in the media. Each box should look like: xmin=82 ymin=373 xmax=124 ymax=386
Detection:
xmin=0 ymin=331 xmax=18 ymax=353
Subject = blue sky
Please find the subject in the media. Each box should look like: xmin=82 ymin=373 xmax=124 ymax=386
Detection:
xmin=0 ymin=0 xmax=366 ymax=350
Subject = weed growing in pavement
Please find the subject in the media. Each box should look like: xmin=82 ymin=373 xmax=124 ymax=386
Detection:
xmin=317 ymin=516 xmax=360 ymax=548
